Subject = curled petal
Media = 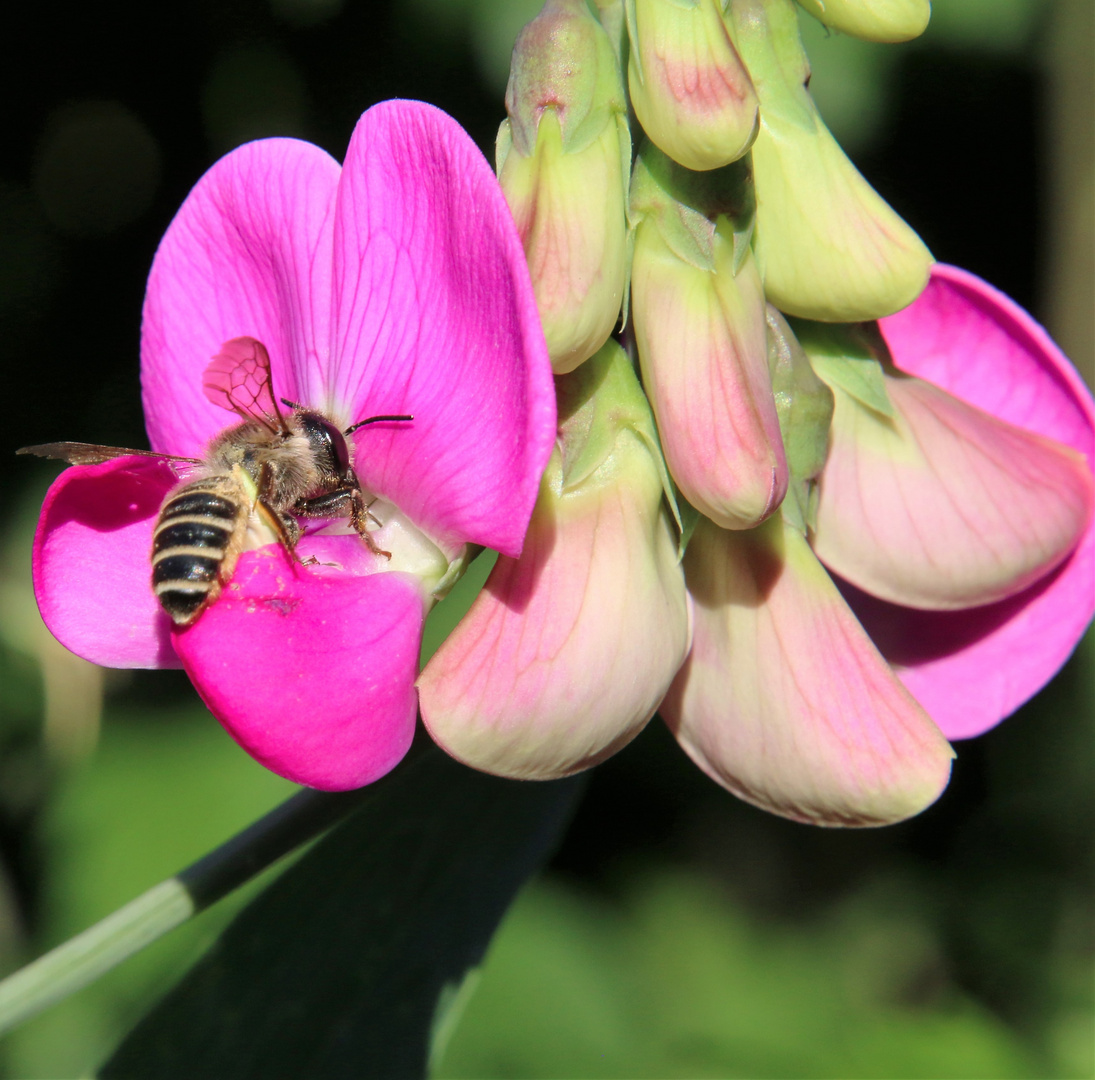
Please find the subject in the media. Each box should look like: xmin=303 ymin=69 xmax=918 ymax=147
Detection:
xmin=812 ymin=372 xmax=1093 ymax=609
xmin=142 ymin=138 xmax=340 ymax=454
xmin=172 ymin=547 xmax=425 ymax=790
xmin=32 ymin=457 xmax=179 ymax=669
xmin=419 ymin=445 xmax=691 ymax=780
xmin=846 ymin=265 xmax=1095 ymax=739
xmin=330 ymin=101 xmax=556 ymax=558
xmin=661 ymin=516 xmax=954 ymax=826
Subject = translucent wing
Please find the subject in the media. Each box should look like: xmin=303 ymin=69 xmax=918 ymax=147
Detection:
xmin=17 ymin=443 xmax=203 ymax=468
xmin=202 ymin=337 xmax=289 ymax=435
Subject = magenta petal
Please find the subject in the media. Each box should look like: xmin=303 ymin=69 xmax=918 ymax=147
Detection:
xmin=172 ymin=549 xmax=424 ymax=790
xmin=330 ymin=101 xmax=555 ymax=557
xmin=141 ymin=138 xmax=340 ymax=455
xmin=858 ymin=264 xmax=1095 ymax=738
xmin=32 ymin=458 xmax=179 ymax=668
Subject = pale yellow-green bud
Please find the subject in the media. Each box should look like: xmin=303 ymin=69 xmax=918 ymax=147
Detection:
xmin=728 ymin=0 xmax=934 ymax=321
xmin=795 ymin=0 xmax=931 ymax=43
xmin=627 ymin=0 xmax=759 ymax=171
xmin=499 ymin=0 xmax=631 ymax=372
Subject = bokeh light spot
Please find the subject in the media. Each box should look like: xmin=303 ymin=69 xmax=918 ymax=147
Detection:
xmin=32 ymin=101 xmax=162 ymax=238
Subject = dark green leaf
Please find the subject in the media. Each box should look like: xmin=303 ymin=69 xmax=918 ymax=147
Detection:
xmin=100 ymin=746 xmax=583 ymax=1080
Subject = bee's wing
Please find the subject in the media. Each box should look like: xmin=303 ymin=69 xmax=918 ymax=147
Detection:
xmin=17 ymin=442 xmax=204 ymax=469
xmin=202 ymin=336 xmax=290 ymax=436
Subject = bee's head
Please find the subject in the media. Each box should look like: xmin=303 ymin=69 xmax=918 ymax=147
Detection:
xmin=296 ymin=410 xmax=352 ymax=479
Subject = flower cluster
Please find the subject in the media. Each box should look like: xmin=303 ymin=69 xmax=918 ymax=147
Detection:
xmin=419 ymin=0 xmax=1094 ymax=825
xmin=27 ymin=3 xmax=1095 ymax=826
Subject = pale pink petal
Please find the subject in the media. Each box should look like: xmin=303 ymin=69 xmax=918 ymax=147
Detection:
xmin=172 ymin=547 xmax=425 ymax=790
xmin=631 ymin=235 xmax=787 ymax=529
xmin=329 ymin=100 xmax=555 ymax=558
xmin=812 ymin=372 xmax=1092 ymax=609
xmin=848 ymin=265 xmax=1095 ymax=739
xmin=31 ymin=458 xmax=180 ymax=669
xmin=418 ymin=462 xmax=692 ymax=780
xmin=661 ymin=516 xmax=954 ymax=826
xmin=141 ymin=138 xmax=340 ymax=455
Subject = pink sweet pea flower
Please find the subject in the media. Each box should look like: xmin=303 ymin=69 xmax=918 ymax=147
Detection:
xmin=844 ymin=264 xmax=1095 ymax=740
xmin=30 ymin=100 xmax=555 ymax=791
xmin=663 ymin=264 xmax=1094 ymax=824
xmin=416 ymin=263 xmax=1092 ymax=825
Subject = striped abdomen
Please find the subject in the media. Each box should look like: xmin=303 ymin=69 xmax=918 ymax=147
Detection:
xmin=152 ymin=478 xmax=246 ymax=625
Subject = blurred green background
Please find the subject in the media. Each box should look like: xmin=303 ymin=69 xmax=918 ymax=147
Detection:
xmin=0 ymin=0 xmax=1092 ymax=1076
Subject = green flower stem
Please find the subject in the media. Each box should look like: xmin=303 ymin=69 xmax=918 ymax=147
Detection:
xmin=0 ymin=879 xmax=194 ymax=1038
xmin=0 ymin=775 xmax=385 ymax=1037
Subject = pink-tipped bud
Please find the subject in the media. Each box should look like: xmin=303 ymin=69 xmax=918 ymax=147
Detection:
xmin=630 ymin=143 xmax=787 ymax=529
xmin=627 ymin=0 xmax=759 ymax=170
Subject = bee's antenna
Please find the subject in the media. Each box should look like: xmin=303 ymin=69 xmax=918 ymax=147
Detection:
xmin=344 ymin=414 xmax=414 ymax=436
xmin=280 ymin=398 xmax=306 ymax=412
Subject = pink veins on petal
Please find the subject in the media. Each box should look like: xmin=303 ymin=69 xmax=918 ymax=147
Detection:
xmin=30 ymin=99 xmax=555 ymax=790
xmin=846 ymin=264 xmax=1095 ymax=740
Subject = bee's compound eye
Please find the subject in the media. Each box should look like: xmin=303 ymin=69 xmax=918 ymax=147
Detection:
xmin=301 ymin=413 xmax=351 ymax=475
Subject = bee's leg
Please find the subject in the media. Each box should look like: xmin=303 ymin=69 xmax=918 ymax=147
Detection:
xmin=348 ymin=488 xmax=392 ymax=560
xmin=293 ymin=487 xmax=392 ymax=560
xmin=256 ymin=498 xmax=316 ymax=566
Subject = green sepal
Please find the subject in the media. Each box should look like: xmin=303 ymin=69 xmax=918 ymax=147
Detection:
xmin=673 ymin=488 xmax=702 ymax=560
xmin=629 ymin=141 xmax=755 ymax=273
xmin=592 ymin=0 xmax=628 ymax=65
xmin=554 ymin=339 xmax=684 ymax=534
xmin=617 ymin=112 xmax=635 ymax=332
xmin=430 ymin=543 xmax=476 ymax=601
xmin=494 ymin=117 xmax=513 ymax=176
xmin=623 ymin=0 xmax=640 ymax=81
xmin=766 ymin=307 xmax=834 ymax=534
xmin=505 ymin=0 xmax=627 ymax=158
xmin=730 ymin=0 xmax=815 ymax=131
xmin=790 ymin=318 xmax=896 ymax=418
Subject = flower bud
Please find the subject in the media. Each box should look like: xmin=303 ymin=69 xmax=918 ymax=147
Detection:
xmin=627 ymin=0 xmax=758 ymax=170
xmin=795 ymin=0 xmax=931 ymax=43
xmin=630 ymin=143 xmax=787 ymax=529
xmin=418 ymin=341 xmax=691 ymax=780
xmin=727 ymin=0 xmax=933 ymax=321
xmin=498 ymin=0 xmax=630 ymax=372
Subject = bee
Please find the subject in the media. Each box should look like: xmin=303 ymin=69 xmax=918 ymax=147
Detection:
xmin=18 ymin=336 xmax=411 ymax=626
